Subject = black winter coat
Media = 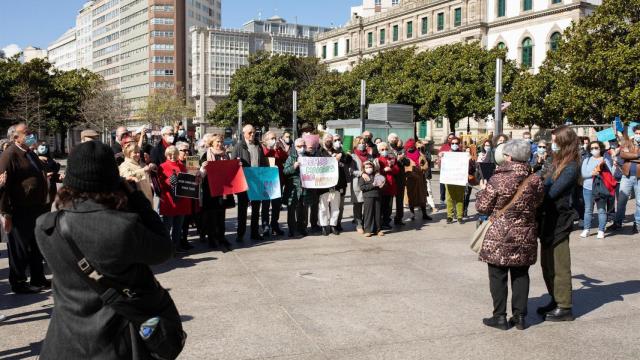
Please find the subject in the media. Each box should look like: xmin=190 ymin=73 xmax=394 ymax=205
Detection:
xmin=35 ymin=191 xmax=173 ymax=359
xmin=539 ymin=161 xmax=579 ymax=247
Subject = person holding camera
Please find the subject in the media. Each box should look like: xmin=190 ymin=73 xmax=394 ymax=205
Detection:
xmin=35 ymin=141 xmax=178 ymax=359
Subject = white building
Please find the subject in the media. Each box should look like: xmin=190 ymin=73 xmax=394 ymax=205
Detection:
xmin=22 ymin=46 xmax=48 ymax=62
xmin=47 ymin=0 xmax=221 ymax=115
xmin=47 ymin=28 xmax=77 ymax=72
xmin=351 ymin=0 xmax=403 ymax=19
xmin=191 ymin=16 xmax=330 ymax=125
xmin=315 ymin=0 xmax=601 ymax=139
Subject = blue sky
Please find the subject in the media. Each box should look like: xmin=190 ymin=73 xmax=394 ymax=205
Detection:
xmin=0 ymin=0 xmax=356 ymax=56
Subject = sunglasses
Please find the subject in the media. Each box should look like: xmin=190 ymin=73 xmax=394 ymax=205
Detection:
xmin=538 ymin=146 xmax=547 ymax=149
xmin=590 ymin=147 xmax=600 ymax=150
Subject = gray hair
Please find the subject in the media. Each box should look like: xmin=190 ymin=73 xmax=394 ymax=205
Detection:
xmin=294 ymin=138 xmax=305 ymax=146
xmin=387 ymin=133 xmax=398 ymax=142
xmin=502 ymin=139 xmax=531 ymax=163
xmin=6 ymin=125 xmax=16 ymax=140
xmin=175 ymin=141 xmax=189 ymax=150
xmin=376 ymin=141 xmax=389 ymax=152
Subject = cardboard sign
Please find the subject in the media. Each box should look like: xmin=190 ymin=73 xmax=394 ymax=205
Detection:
xmin=205 ymin=160 xmax=248 ymax=197
xmin=244 ymin=167 xmax=281 ymax=201
xmin=175 ymin=173 xmax=199 ymax=199
xmin=299 ymin=156 xmax=339 ymax=189
xmin=186 ymin=156 xmax=200 ymax=175
xmin=268 ymin=157 xmax=276 ymax=167
xmin=342 ymin=135 xmax=354 ymax=152
xmin=439 ymin=152 xmax=470 ymax=186
xmin=596 ymin=128 xmax=616 ymax=142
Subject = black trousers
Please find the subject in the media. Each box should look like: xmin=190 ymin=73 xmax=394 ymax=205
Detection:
xmin=381 ymin=195 xmax=393 ymax=227
xmin=203 ymin=209 xmax=226 ymax=245
xmin=363 ymin=197 xmax=381 ymax=234
xmin=8 ymin=212 xmax=46 ymax=287
xmin=310 ymin=198 xmax=319 ymax=228
xmin=336 ymin=193 xmax=346 ymax=228
xmin=488 ymin=264 xmax=530 ymax=317
xmin=261 ymin=198 xmax=282 ymax=230
xmin=353 ymin=202 xmax=364 ymax=229
xmin=463 ymin=186 xmax=472 ymax=213
xmin=440 ymin=183 xmax=446 ymax=203
xmin=237 ymin=192 xmax=261 ymax=238
xmin=287 ymin=199 xmax=308 ymax=234
xmin=394 ymin=183 xmax=405 ymax=222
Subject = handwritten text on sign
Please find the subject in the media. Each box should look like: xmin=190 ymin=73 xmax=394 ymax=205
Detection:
xmin=439 ymin=152 xmax=470 ymax=186
xmin=243 ymin=167 xmax=282 ymax=201
xmin=299 ymin=156 xmax=339 ymax=189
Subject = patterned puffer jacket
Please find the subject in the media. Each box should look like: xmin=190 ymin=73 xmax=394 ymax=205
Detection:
xmin=476 ymin=161 xmax=545 ymax=267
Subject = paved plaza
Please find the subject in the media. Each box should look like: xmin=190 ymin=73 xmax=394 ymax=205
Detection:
xmin=0 ymin=184 xmax=639 ymax=360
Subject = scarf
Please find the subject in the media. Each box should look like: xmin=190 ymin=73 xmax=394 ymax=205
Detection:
xmin=403 ymin=139 xmax=420 ymax=164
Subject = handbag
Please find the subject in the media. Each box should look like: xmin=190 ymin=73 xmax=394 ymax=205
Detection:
xmin=55 ymin=212 xmax=187 ymax=360
xmin=470 ymin=174 xmax=534 ymax=253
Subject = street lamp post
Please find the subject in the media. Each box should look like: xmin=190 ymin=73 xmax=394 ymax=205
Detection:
xmin=237 ymin=100 xmax=243 ymax=141
xmin=495 ymin=58 xmax=504 ymax=135
xmin=360 ymin=79 xmax=366 ymax=133
xmin=293 ymin=90 xmax=298 ymax=139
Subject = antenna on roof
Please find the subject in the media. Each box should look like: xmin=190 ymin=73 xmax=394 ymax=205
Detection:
xmin=258 ymin=11 xmax=262 ymax=20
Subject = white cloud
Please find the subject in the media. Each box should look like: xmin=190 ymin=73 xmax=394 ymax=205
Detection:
xmin=2 ymin=44 xmax=22 ymax=58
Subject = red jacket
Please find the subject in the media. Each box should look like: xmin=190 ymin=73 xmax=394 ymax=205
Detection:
xmin=376 ymin=156 xmax=400 ymax=196
xmin=263 ymin=146 xmax=288 ymax=184
xmin=158 ymin=160 xmax=191 ymax=217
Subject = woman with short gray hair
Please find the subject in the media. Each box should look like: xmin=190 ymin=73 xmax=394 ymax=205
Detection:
xmin=476 ymin=139 xmax=545 ymax=331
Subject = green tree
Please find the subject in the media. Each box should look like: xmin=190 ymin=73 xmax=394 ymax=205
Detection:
xmin=505 ymin=70 xmax=560 ymax=131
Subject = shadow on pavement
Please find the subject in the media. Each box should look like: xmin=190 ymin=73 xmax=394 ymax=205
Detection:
xmin=0 ymin=341 xmax=43 ymax=359
xmin=153 ymin=256 xmax=218 ymax=275
xmin=526 ymin=274 xmax=640 ymax=326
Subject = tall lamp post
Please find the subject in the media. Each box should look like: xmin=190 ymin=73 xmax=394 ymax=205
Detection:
xmin=494 ymin=58 xmax=504 ymax=135
xmin=237 ymin=99 xmax=243 ymax=141
xmin=360 ymin=79 xmax=366 ymax=133
xmin=292 ymin=90 xmax=298 ymax=139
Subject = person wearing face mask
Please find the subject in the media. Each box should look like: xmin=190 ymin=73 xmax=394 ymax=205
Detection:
xmin=477 ymin=139 xmax=495 ymax=164
xmin=283 ymin=138 xmax=313 ymax=238
xmin=349 ymin=136 xmax=369 ymax=233
xmin=437 ymin=133 xmax=456 ymax=208
xmin=445 ymin=137 xmax=467 ymax=224
xmin=522 ymin=132 xmax=537 ymax=163
xmin=579 ymin=137 xmax=591 ymax=161
xmin=361 ymin=131 xmax=379 ymax=158
xmin=609 ymin=125 xmax=640 ymax=234
xmin=36 ymin=141 xmax=62 ymax=208
xmin=332 ymin=134 xmax=352 ymax=231
xmin=111 ymin=126 xmax=130 ymax=166
xmin=494 ymin=134 xmax=509 ymax=147
xmin=580 ymin=141 xmax=613 ymax=239
xmin=388 ymin=134 xmax=409 ymax=226
xmin=403 ymin=138 xmax=432 ymax=221
xmin=359 ymin=160 xmax=384 ymax=237
xmin=151 ymin=125 xmax=176 ymax=167
xmin=0 ymin=123 xmax=50 ymax=294
xmin=375 ymin=142 xmax=400 ymax=231
xmin=316 ymin=133 xmax=349 ymax=236
xmin=175 ymin=122 xmax=188 ymax=143
xmin=261 ymin=131 xmax=288 ymax=236
xmin=279 ymin=131 xmax=292 ymax=153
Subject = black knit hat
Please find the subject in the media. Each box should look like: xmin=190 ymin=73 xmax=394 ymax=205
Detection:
xmin=64 ymin=141 xmax=121 ymax=192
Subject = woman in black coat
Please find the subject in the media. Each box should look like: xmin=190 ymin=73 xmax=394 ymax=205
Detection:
xmin=35 ymin=141 xmax=178 ymax=359
xmin=537 ymin=125 xmax=580 ymax=322
xmin=199 ymin=134 xmax=232 ymax=252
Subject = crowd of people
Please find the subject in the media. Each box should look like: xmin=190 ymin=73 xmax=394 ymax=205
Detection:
xmin=0 ymin=119 xmax=638 ymax=354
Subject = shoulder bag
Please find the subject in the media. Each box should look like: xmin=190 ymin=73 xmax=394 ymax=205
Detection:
xmin=55 ymin=212 xmax=187 ymax=360
xmin=470 ymin=174 xmax=534 ymax=253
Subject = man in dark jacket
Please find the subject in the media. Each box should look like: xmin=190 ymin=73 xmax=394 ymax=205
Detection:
xmin=0 ymin=123 xmax=49 ymax=294
xmin=283 ymin=138 xmax=311 ymax=238
xmin=111 ymin=126 xmax=130 ymax=165
xmin=150 ymin=125 xmax=176 ymax=166
xmin=232 ymin=124 xmax=269 ymax=241
xmin=388 ymin=133 xmax=409 ymax=226
xmin=332 ymin=134 xmax=352 ymax=231
xmin=316 ymin=134 xmax=349 ymax=236
xmin=35 ymin=141 xmax=174 ymax=359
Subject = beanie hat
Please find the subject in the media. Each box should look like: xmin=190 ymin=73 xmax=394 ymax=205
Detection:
xmin=64 ymin=141 xmax=121 ymax=192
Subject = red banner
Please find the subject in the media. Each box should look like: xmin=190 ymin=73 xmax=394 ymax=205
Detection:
xmin=205 ymin=160 xmax=248 ymax=197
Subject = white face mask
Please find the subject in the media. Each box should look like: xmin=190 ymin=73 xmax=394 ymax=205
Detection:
xmin=365 ymin=168 xmax=374 ymax=175
xmin=451 ymin=144 xmax=459 ymax=151
xmin=268 ymin=139 xmax=276 ymax=148
xmin=484 ymin=146 xmax=491 ymax=152
xmin=380 ymin=150 xmax=389 ymax=157
xmin=333 ymin=141 xmax=341 ymax=150
xmin=37 ymin=145 xmax=48 ymax=155
xmin=165 ymin=135 xmax=175 ymax=144
xmin=634 ymin=134 xmax=640 ymax=144
xmin=358 ymin=144 xmax=366 ymax=151
xmin=551 ymin=143 xmax=560 ymax=152
xmin=591 ymin=149 xmax=601 ymax=157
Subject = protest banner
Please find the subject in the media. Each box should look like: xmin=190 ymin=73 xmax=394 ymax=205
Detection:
xmin=205 ymin=160 xmax=248 ymax=197
xmin=596 ymin=128 xmax=616 ymax=142
xmin=299 ymin=156 xmax=339 ymax=189
xmin=439 ymin=152 xmax=470 ymax=186
xmin=342 ymin=135 xmax=354 ymax=152
xmin=243 ymin=167 xmax=281 ymax=201
xmin=186 ymin=156 xmax=200 ymax=175
xmin=175 ymin=173 xmax=199 ymax=199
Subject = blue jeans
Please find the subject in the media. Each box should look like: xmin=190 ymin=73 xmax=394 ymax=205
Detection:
xmin=583 ymin=188 xmax=607 ymax=232
xmin=162 ymin=215 xmax=185 ymax=247
xmin=614 ymin=176 xmax=640 ymax=226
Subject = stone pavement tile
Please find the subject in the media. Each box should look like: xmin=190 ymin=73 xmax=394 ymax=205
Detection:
xmin=177 ymin=303 xmax=321 ymax=360
xmin=325 ymin=314 xmax=640 ymax=360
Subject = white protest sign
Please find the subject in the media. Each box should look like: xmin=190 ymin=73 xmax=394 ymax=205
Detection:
xmin=439 ymin=152 xmax=470 ymax=186
xmin=299 ymin=156 xmax=339 ymax=189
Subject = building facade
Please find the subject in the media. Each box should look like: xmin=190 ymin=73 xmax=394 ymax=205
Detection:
xmin=47 ymin=0 xmax=221 ymax=115
xmin=47 ymin=29 xmax=78 ymax=72
xmin=351 ymin=0 xmax=404 ymax=19
xmin=191 ymin=16 xmax=330 ymax=125
xmin=22 ymin=46 xmax=48 ymax=62
xmin=316 ymin=0 xmax=601 ymax=139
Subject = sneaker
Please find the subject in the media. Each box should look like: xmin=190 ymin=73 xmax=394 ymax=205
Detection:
xmin=597 ymin=231 xmax=605 ymax=239
xmin=580 ymin=230 xmax=589 ymax=238
xmin=446 ymin=218 xmax=453 ymax=224
xmin=457 ymin=218 xmax=464 ymax=225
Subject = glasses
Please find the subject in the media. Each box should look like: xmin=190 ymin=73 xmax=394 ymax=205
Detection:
xmin=590 ymin=147 xmax=600 ymax=150
xmin=179 ymin=149 xmax=189 ymax=152
xmin=538 ymin=146 xmax=547 ymax=149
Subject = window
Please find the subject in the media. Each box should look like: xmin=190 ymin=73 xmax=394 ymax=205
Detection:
xmin=406 ymin=21 xmax=413 ymax=38
xmin=346 ymin=39 xmax=350 ymax=53
xmin=367 ymin=32 xmax=373 ymax=48
xmin=437 ymin=13 xmax=444 ymax=31
xmin=392 ymin=25 xmax=399 ymax=41
xmin=151 ymin=43 xmax=174 ymax=50
xmin=550 ymin=32 xmax=561 ymax=51
xmin=392 ymin=0 xmax=399 ymax=4
xmin=521 ymin=37 xmax=533 ymax=69
xmin=151 ymin=18 xmax=175 ymax=25
xmin=151 ymin=31 xmax=174 ymax=38
xmin=497 ymin=0 xmax=506 ymax=17
xmin=322 ymin=45 xmax=327 ymax=59
xmin=334 ymin=42 xmax=338 ymax=56
xmin=152 ymin=5 xmax=174 ymax=12
xmin=375 ymin=0 xmax=381 ymax=5
xmin=454 ymin=8 xmax=462 ymax=27
xmin=421 ymin=17 xmax=428 ymax=35
xmin=380 ymin=29 xmax=386 ymax=45
xmin=497 ymin=42 xmax=506 ymax=50
xmin=552 ymin=0 xmax=562 ymax=4
xmin=436 ymin=116 xmax=443 ymax=128
xmin=152 ymin=69 xmax=174 ymax=76
xmin=523 ymin=0 xmax=532 ymax=11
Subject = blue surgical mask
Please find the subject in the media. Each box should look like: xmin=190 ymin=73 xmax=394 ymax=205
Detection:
xmin=357 ymin=144 xmax=366 ymax=151
xmin=551 ymin=143 xmax=560 ymax=153
xmin=537 ymin=148 xmax=546 ymax=155
xmin=37 ymin=145 xmax=48 ymax=155
xmin=178 ymin=130 xmax=186 ymax=137
xmin=25 ymin=134 xmax=37 ymax=147
xmin=296 ymin=148 xmax=305 ymax=156
xmin=451 ymin=144 xmax=460 ymax=151
xmin=484 ymin=146 xmax=491 ymax=152
xmin=380 ymin=150 xmax=389 ymax=157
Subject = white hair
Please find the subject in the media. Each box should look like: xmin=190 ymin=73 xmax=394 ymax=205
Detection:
xmin=161 ymin=126 xmax=173 ymax=135
xmin=387 ymin=133 xmax=398 ymax=142
xmin=376 ymin=142 xmax=389 ymax=151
